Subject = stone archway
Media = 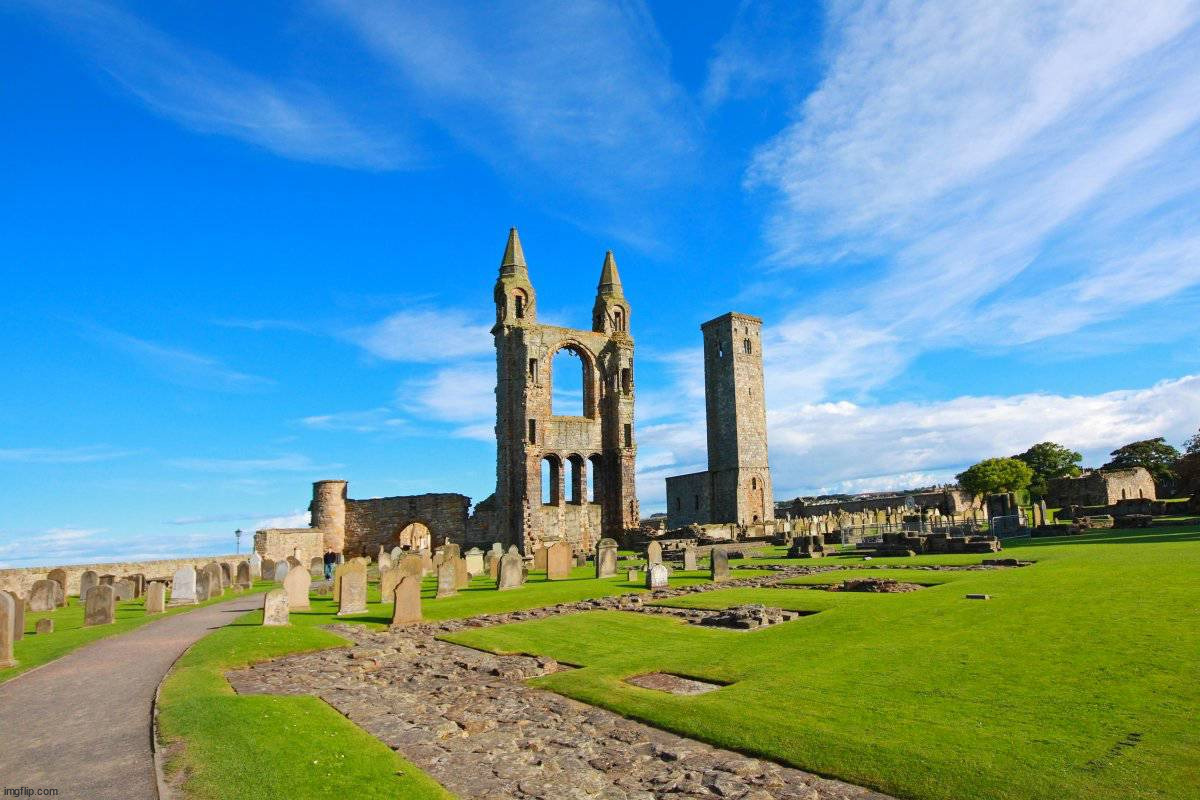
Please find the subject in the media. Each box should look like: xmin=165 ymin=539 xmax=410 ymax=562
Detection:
xmin=395 ymin=521 xmax=432 ymax=551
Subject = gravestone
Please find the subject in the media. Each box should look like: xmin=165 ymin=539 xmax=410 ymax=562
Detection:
xmin=126 ymin=574 xmax=145 ymax=597
xmin=378 ymin=550 xmax=393 ymax=573
xmin=398 ymin=554 xmax=423 ymax=579
xmin=683 ymin=545 xmax=698 ymax=571
xmin=484 ymin=550 xmax=500 ymax=579
xmin=646 ymin=540 xmax=663 ymax=566
xmin=283 ymin=566 xmax=311 ymax=610
xmin=464 ymin=548 xmax=485 ymax=576
xmin=309 ymin=557 xmax=324 ymax=578
xmin=646 ymin=563 xmax=669 ymax=589
xmin=431 ymin=549 xmax=444 ymax=570
xmin=0 ymin=592 xmax=16 ymax=668
xmin=286 ymin=556 xmax=302 ymax=571
xmin=262 ymin=589 xmax=289 ymax=626
xmin=79 ymin=570 xmax=98 ymax=602
xmin=390 ymin=575 xmax=422 ymax=627
xmin=390 ymin=546 xmax=403 ymax=561
xmin=491 ymin=542 xmax=503 ymax=555
xmin=627 ymin=568 xmax=638 ymax=582
xmin=261 ymin=559 xmax=276 ymax=580
xmin=454 ymin=557 xmax=470 ymax=590
xmin=170 ymin=566 xmax=197 ymax=605
xmin=436 ymin=561 xmax=458 ymax=598
xmin=710 ymin=546 xmax=730 ymax=582
xmin=204 ymin=563 xmax=224 ymax=595
xmin=248 ymin=552 xmax=263 ymax=579
xmin=533 ymin=545 xmax=548 ymax=571
xmin=112 ymin=579 xmax=135 ymax=602
xmin=28 ymin=580 xmax=58 ymax=613
xmin=546 ymin=540 xmax=572 ymax=580
xmin=336 ymin=561 xmax=367 ymax=616
xmin=575 ymin=552 xmax=588 ymax=567
xmin=497 ymin=546 xmax=524 ymax=590
xmin=219 ymin=563 xmax=232 ymax=589
xmin=443 ymin=542 xmax=462 ymax=560
xmin=47 ymin=568 xmax=68 ymax=606
xmin=35 ymin=618 xmax=53 ymax=635
xmin=99 ymin=574 xmax=115 ymax=586
xmin=273 ymin=561 xmax=290 ymax=582
xmin=379 ymin=568 xmax=402 ymax=606
xmin=236 ymin=561 xmax=252 ymax=590
xmin=420 ymin=549 xmax=433 ymax=575
xmin=2 ymin=591 xmax=23 ymax=642
xmin=145 ymin=582 xmax=166 ymax=614
xmin=195 ymin=569 xmax=211 ymax=602
xmin=84 ymin=585 xmax=115 ymax=626
xmin=595 ymin=538 xmax=618 ymax=578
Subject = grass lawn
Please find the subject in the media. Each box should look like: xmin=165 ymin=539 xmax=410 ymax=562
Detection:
xmin=0 ymin=580 xmax=273 ymax=684
xmin=445 ymin=527 xmax=1200 ymax=800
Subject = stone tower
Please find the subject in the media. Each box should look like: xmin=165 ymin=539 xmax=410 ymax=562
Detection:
xmin=492 ymin=228 xmax=639 ymax=553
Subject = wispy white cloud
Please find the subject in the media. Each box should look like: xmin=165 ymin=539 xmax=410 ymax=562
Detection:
xmin=166 ymin=454 xmax=341 ymax=474
xmin=28 ymin=0 xmax=409 ymax=169
xmin=400 ymin=361 xmax=495 ymax=440
xmin=346 ymin=308 xmax=493 ymax=362
xmin=298 ymin=407 xmax=408 ymax=434
xmin=702 ymin=0 xmax=815 ymax=109
xmin=0 ymin=445 xmax=135 ymax=464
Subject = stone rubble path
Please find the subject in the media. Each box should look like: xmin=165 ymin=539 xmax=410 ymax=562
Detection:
xmin=0 ymin=593 xmax=263 ymax=800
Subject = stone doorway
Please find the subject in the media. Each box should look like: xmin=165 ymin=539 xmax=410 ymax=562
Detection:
xmin=395 ymin=521 xmax=432 ymax=551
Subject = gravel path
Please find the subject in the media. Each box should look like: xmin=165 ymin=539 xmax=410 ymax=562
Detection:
xmin=0 ymin=593 xmax=263 ymax=800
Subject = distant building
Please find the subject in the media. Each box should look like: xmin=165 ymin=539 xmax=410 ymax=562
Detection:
xmin=1045 ymin=467 xmax=1157 ymax=508
xmin=665 ymin=312 xmax=774 ymax=529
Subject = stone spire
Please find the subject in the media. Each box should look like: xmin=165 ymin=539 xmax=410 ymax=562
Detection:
xmin=499 ymin=227 xmax=527 ymax=276
xmin=596 ymin=250 xmax=624 ymax=297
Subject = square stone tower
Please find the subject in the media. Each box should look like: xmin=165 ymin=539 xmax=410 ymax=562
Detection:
xmin=492 ymin=229 xmax=639 ymax=553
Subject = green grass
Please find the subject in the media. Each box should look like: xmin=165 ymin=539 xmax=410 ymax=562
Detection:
xmin=0 ymin=581 xmax=272 ymax=684
xmin=444 ymin=528 xmax=1200 ymax=800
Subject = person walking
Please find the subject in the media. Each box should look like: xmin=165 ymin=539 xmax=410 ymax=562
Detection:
xmin=323 ymin=549 xmax=337 ymax=580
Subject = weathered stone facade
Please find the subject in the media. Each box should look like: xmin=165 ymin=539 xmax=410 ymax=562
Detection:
xmin=778 ymin=487 xmax=979 ymax=518
xmin=491 ymin=229 xmax=639 ymax=553
xmin=666 ymin=312 xmax=774 ymax=529
xmin=1045 ymin=467 xmax=1157 ymax=508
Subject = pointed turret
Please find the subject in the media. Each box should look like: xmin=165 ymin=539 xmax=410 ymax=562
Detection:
xmin=592 ymin=249 xmax=629 ymax=335
xmin=499 ymin=227 xmax=527 ymax=276
xmin=494 ymin=227 xmax=536 ymax=326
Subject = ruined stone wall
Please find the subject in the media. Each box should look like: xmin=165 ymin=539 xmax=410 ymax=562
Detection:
xmin=1046 ymin=468 xmax=1156 ymax=507
xmin=343 ymin=493 xmax=471 ymax=557
xmin=780 ymin=488 xmax=978 ymax=518
xmin=666 ymin=471 xmax=712 ymax=528
xmin=254 ymin=528 xmax=325 ymax=566
xmin=0 ymin=554 xmax=246 ymax=597
xmin=538 ymin=502 xmax=603 ymax=551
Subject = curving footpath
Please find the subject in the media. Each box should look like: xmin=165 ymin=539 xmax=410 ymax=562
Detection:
xmin=0 ymin=593 xmax=263 ymax=800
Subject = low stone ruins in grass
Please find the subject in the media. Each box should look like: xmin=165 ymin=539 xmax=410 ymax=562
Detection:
xmin=625 ymin=671 xmax=726 ymax=695
xmin=35 ymin=618 xmax=53 ymax=635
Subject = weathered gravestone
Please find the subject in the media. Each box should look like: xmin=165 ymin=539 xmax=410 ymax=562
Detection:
xmin=145 ymin=582 xmax=166 ymax=614
xmin=454 ymin=557 xmax=470 ymax=590
xmin=491 ymin=541 xmax=503 ymax=555
xmin=497 ymin=546 xmax=525 ymax=590
xmin=309 ymin=557 xmax=323 ymax=578
xmin=533 ymin=545 xmax=548 ymax=571
xmin=261 ymin=558 xmax=276 ymax=581
xmin=464 ymin=548 xmax=485 ymax=576
xmin=78 ymin=570 xmax=98 ymax=602
xmin=283 ymin=566 xmax=312 ymax=610
xmin=646 ymin=540 xmax=663 ymax=566
xmin=113 ymin=579 xmax=135 ymax=602
xmin=28 ymin=580 xmax=58 ymax=613
xmin=195 ymin=569 xmax=212 ymax=602
xmin=595 ymin=538 xmax=618 ymax=578
xmin=272 ymin=561 xmax=290 ymax=582
xmin=390 ymin=546 xmax=403 ymax=561
xmin=627 ymin=568 xmax=638 ymax=582
xmin=3 ymin=591 xmax=23 ymax=642
xmin=248 ymin=552 xmax=263 ymax=579
xmin=126 ymin=574 xmax=145 ymax=597
xmin=170 ymin=566 xmax=196 ymax=605
xmin=47 ymin=568 xmax=68 ymax=606
xmin=432 ymin=549 xmax=445 ymax=571
xmin=236 ymin=561 xmax=252 ymax=590
xmin=336 ymin=561 xmax=367 ymax=616
xmin=84 ymin=585 xmax=115 ymax=626
xmin=420 ymin=549 xmax=433 ymax=575
xmin=99 ymin=574 xmax=115 ymax=586
xmin=286 ymin=556 xmax=302 ymax=572
xmin=546 ymin=540 xmax=572 ymax=580
xmin=436 ymin=561 xmax=458 ymax=599
xmin=379 ymin=568 xmax=402 ymax=606
xmin=0 ymin=592 xmax=16 ymax=667
xmin=204 ymin=563 xmax=224 ymax=595
xmin=484 ymin=551 xmax=500 ymax=579
xmin=219 ymin=563 xmax=232 ymax=589
xmin=710 ymin=545 xmax=730 ymax=582
xmin=390 ymin=575 xmax=422 ymax=627
xmin=35 ymin=618 xmax=53 ymax=635
xmin=398 ymin=554 xmax=423 ymax=579
xmin=443 ymin=542 xmax=462 ymax=560
xmin=683 ymin=545 xmax=698 ymax=571
xmin=378 ymin=550 xmax=393 ymax=573
xmin=646 ymin=563 xmax=669 ymax=589
xmin=262 ymin=588 xmax=290 ymax=626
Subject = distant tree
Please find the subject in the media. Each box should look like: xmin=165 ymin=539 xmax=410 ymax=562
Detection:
xmin=1177 ymin=452 xmax=1200 ymax=496
xmin=956 ymin=458 xmax=1034 ymax=497
xmin=1013 ymin=441 xmax=1082 ymax=499
xmin=1183 ymin=428 xmax=1200 ymax=456
xmin=1103 ymin=437 xmax=1181 ymax=492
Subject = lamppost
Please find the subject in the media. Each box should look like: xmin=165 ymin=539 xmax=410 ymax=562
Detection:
xmin=235 ymin=528 xmax=243 ymax=554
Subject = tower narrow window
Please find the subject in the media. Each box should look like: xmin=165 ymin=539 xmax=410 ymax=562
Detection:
xmin=694 ymin=494 xmax=700 ymax=510
xmin=529 ymin=358 xmax=538 ymax=381
xmin=514 ymin=293 xmax=525 ymax=319
xmin=623 ymin=423 xmax=632 ymax=448
xmin=528 ymin=419 xmax=536 ymax=443
xmin=621 ymin=367 xmax=632 ymax=394
xmin=743 ymin=338 xmax=752 ymax=354
xmin=614 ymin=308 xmax=624 ymax=331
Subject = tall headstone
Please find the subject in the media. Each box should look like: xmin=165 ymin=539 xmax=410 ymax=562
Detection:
xmin=126 ymin=574 xmax=145 ymax=598
xmin=0 ymin=592 xmax=16 ymax=668
xmin=627 ymin=568 xmax=638 ymax=582
xmin=283 ymin=566 xmax=311 ymax=610
xmin=236 ymin=561 xmax=252 ymax=590
xmin=710 ymin=546 xmax=730 ymax=582
xmin=261 ymin=558 xmax=276 ymax=581
xmin=646 ymin=563 xmax=669 ymax=589
xmin=47 ymin=568 xmax=68 ymax=607
xmin=78 ymin=570 xmax=98 ymax=602
xmin=84 ymin=585 xmax=115 ymax=626
xmin=379 ymin=568 xmax=402 ymax=606
xmin=170 ymin=566 xmax=197 ymax=605
xmin=286 ymin=556 xmax=302 ymax=571
xmin=595 ymin=538 xmax=618 ymax=578
xmin=219 ymin=563 xmax=232 ymax=589
xmin=195 ymin=569 xmax=211 ymax=602
xmin=420 ymin=549 xmax=433 ymax=575
xmin=145 ymin=582 xmax=166 ymax=614
xmin=204 ymin=563 xmax=224 ymax=595
xmin=464 ymin=548 xmax=485 ymax=576
xmin=546 ymin=540 xmax=572 ymax=580
xmin=491 ymin=541 xmax=503 ymax=555
xmin=378 ymin=550 xmax=393 ymax=573
xmin=390 ymin=546 xmax=403 ymax=561
xmin=99 ymin=574 xmax=115 ymax=586
xmin=443 ymin=542 xmax=462 ymax=560
xmin=646 ymin=540 xmax=663 ymax=566
xmin=112 ymin=580 xmax=135 ymax=602
xmin=497 ymin=546 xmax=524 ymax=590
xmin=273 ymin=561 xmax=290 ymax=582
xmin=484 ymin=550 xmax=500 ymax=579
xmin=533 ymin=545 xmax=548 ymax=571
xmin=683 ymin=545 xmax=698 ymax=571
xmin=336 ymin=561 xmax=367 ymax=616
xmin=309 ymin=557 xmax=324 ymax=578
xmin=390 ymin=575 xmax=422 ymax=627
xmin=28 ymin=580 xmax=58 ymax=613
xmin=436 ymin=561 xmax=458 ymax=598
xmin=454 ymin=557 xmax=470 ymax=590
xmin=2 ymin=591 xmax=23 ymax=642
xmin=248 ymin=552 xmax=263 ymax=579
xmin=262 ymin=588 xmax=290 ymax=626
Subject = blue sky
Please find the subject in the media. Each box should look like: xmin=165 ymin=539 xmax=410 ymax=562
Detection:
xmin=3 ymin=0 xmax=1200 ymax=567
